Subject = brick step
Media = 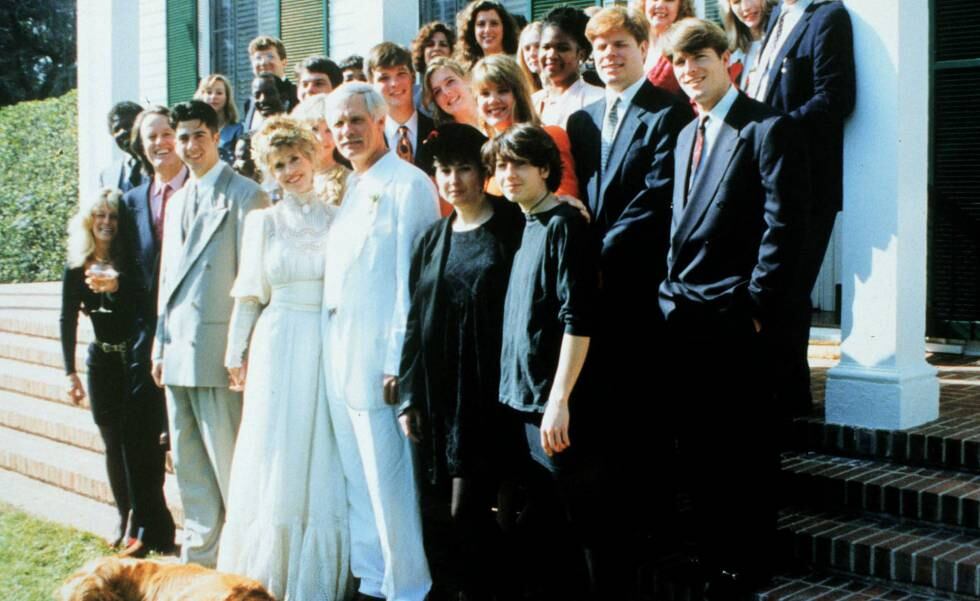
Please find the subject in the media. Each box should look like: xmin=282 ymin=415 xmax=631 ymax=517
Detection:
xmin=0 ymin=388 xmax=103 ymax=452
xmin=783 ymin=451 xmax=980 ymax=530
xmin=0 ymin=308 xmax=81 ymax=341
xmin=0 ymin=425 xmax=183 ymax=526
xmin=0 ymin=355 xmax=90 ymax=408
xmin=0 ymin=329 xmax=88 ymax=373
xmin=779 ymin=507 xmax=980 ymax=597
xmin=792 ymin=399 xmax=980 ymax=473
xmin=753 ymin=570 xmax=954 ymax=600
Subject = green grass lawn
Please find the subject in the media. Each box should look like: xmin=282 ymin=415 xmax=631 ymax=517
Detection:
xmin=0 ymin=503 xmax=111 ymax=601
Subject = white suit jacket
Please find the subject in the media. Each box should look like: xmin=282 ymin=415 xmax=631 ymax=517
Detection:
xmin=322 ymin=151 xmax=440 ymax=410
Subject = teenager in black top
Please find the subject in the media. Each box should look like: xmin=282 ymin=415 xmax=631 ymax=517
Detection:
xmin=486 ymin=124 xmax=610 ymax=601
xmin=60 ymin=188 xmax=175 ymax=552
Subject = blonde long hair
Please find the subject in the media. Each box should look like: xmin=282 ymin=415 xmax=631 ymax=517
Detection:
xmin=67 ymin=188 xmax=121 ymax=268
xmin=471 ymin=54 xmax=540 ymax=137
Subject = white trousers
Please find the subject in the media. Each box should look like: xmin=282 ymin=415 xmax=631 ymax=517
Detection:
xmin=165 ymin=385 xmax=242 ymax=567
xmin=329 ymin=399 xmax=431 ymax=601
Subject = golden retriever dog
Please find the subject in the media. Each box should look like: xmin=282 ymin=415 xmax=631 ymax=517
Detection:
xmin=59 ymin=556 xmax=276 ymax=601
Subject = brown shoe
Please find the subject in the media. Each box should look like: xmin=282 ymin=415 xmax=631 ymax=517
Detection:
xmin=117 ymin=539 xmax=150 ymax=559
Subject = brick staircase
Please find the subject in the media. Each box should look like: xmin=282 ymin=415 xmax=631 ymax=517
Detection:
xmin=2 ymin=281 xmax=977 ymax=599
xmin=0 ymin=282 xmax=182 ymax=541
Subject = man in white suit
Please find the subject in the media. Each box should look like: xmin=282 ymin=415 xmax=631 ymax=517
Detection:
xmin=322 ymin=83 xmax=439 ymax=601
xmin=152 ymin=100 xmax=269 ymax=566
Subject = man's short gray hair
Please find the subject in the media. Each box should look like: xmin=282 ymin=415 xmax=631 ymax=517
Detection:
xmin=324 ymin=82 xmax=388 ymax=123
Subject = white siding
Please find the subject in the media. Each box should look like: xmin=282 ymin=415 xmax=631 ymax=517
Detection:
xmin=77 ymin=0 xmax=141 ymax=205
xmin=258 ymin=0 xmax=280 ymax=37
xmin=198 ymin=0 xmax=211 ymax=77
xmin=139 ymin=0 xmax=168 ymax=105
xmin=329 ymin=0 xmax=384 ymax=60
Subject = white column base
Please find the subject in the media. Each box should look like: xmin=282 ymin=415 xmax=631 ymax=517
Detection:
xmin=825 ymin=362 xmax=939 ymax=430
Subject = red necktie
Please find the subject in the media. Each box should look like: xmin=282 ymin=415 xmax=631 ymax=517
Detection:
xmin=155 ymin=184 xmax=172 ymax=242
xmin=686 ymin=117 xmax=709 ymax=204
xmin=396 ymin=126 xmax=413 ymax=163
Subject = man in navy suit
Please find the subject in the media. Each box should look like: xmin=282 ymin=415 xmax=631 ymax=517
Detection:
xmin=114 ymin=105 xmax=188 ymax=557
xmin=565 ymin=6 xmax=692 ymax=592
xmin=748 ymin=0 xmax=855 ymax=415
xmin=367 ymin=42 xmax=434 ymax=170
xmin=661 ymin=19 xmax=810 ymax=596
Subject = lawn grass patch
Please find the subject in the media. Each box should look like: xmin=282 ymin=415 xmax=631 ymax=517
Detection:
xmin=0 ymin=502 xmax=110 ymax=600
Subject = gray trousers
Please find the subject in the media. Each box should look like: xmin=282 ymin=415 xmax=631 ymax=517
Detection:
xmin=165 ymin=385 xmax=242 ymax=567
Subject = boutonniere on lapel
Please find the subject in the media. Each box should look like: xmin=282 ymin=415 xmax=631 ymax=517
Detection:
xmin=368 ymin=192 xmax=382 ymax=218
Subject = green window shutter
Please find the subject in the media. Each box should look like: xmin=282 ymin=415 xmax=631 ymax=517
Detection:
xmin=167 ymin=0 xmax=198 ymax=105
xmin=531 ymin=0 xmax=599 ymax=21
xmin=281 ymin=0 xmax=328 ymax=82
xmin=702 ymin=0 xmax=721 ymax=24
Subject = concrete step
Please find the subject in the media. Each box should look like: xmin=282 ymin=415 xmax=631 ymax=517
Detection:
xmin=0 ymin=329 xmax=88 ymax=373
xmin=0 ymin=467 xmax=121 ymax=544
xmin=0 ymin=355 xmax=88 ymax=408
xmin=0 ymin=388 xmax=103 ymax=452
xmin=783 ymin=451 xmax=980 ymax=531
xmin=779 ymin=507 xmax=980 ymax=597
xmin=0 ymin=425 xmax=183 ymax=526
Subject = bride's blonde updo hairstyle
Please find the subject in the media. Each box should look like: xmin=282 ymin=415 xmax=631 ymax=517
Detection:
xmin=251 ymin=116 xmax=318 ymax=174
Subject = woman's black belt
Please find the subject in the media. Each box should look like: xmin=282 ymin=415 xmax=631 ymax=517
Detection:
xmin=95 ymin=340 xmax=127 ymax=354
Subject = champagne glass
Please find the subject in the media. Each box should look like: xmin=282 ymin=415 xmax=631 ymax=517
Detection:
xmin=88 ymin=261 xmax=119 ymax=314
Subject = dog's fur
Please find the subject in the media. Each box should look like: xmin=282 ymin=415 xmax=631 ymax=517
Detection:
xmin=59 ymin=556 xmax=277 ymax=601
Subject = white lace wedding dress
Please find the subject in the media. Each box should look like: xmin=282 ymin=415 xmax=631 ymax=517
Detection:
xmin=218 ymin=191 xmax=350 ymax=600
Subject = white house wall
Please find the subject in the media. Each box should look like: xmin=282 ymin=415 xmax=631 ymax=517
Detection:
xmin=329 ymin=0 xmax=418 ymax=60
xmin=77 ymin=0 xmax=140 ymax=205
xmin=138 ymin=0 xmax=168 ymax=105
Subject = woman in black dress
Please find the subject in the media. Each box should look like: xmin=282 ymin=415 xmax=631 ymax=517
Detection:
xmin=60 ymin=187 xmax=174 ymax=551
xmin=398 ymin=124 xmax=523 ymax=601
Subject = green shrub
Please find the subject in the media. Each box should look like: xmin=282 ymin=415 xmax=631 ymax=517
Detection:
xmin=0 ymin=90 xmax=78 ymax=283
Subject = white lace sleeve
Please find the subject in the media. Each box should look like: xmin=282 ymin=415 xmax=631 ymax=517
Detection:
xmin=225 ymin=208 xmax=270 ymax=368
xmin=225 ymin=298 xmax=261 ymax=368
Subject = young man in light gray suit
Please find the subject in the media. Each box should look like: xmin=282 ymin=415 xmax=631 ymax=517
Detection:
xmin=151 ymin=100 xmax=269 ymax=566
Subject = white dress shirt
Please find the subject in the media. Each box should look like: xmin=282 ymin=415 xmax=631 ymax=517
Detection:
xmin=533 ymin=78 xmax=605 ymax=128
xmin=603 ymin=76 xmax=647 ymax=142
xmin=384 ymin=112 xmax=420 ymax=156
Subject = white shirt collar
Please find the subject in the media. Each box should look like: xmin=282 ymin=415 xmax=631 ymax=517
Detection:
xmin=605 ymin=76 xmax=646 ymax=110
xmin=191 ymin=160 xmax=224 ymax=193
xmin=781 ymin=0 xmax=814 ymax=19
xmin=705 ymin=84 xmax=740 ymax=125
xmin=385 ymin=112 xmax=419 ymax=148
xmin=152 ymin=165 xmax=188 ymax=195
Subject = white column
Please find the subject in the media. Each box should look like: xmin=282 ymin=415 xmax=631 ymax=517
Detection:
xmin=76 ymin=0 xmax=141 ymax=204
xmin=824 ymin=0 xmax=938 ymax=430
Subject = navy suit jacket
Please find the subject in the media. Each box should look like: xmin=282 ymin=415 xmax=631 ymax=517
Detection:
xmin=758 ymin=0 xmax=855 ymax=213
xmin=659 ymin=92 xmax=810 ymax=323
xmin=566 ymin=80 xmax=693 ymax=309
xmin=118 ymin=182 xmax=161 ymax=364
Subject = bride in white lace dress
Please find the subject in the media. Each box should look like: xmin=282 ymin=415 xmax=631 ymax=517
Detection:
xmin=218 ymin=116 xmax=350 ymax=600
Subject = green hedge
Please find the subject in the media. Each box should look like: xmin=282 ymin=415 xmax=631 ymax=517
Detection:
xmin=0 ymin=90 xmax=78 ymax=283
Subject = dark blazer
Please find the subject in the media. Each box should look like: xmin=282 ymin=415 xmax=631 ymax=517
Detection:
xmin=385 ymin=111 xmax=435 ymax=170
xmin=99 ymin=157 xmax=147 ymax=194
xmin=566 ymin=79 xmax=693 ymax=307
xmin=659 ymin=92 xmax=810 ymax=323
xmin=758 ymin=0 xmax=855 ymax=213
xmin=118 ymin=182 xmax=161 ymax=365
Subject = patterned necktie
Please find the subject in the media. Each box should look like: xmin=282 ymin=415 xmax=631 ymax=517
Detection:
xmin=396 ymin=125 xmax=413 ymax=163
xmin=749 ymin=10 xmax=788 ymax=100
xmin=686 ymin=116 xmax=709 ymax=202
xmin=601 ymin=98 xmax=620 ymax=173
xmin=155 ymin=183 xmax=171 ymax=243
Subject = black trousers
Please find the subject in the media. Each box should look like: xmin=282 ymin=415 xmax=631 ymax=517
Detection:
xmin=86 ymin=344 xmax=174 ymax=548
xmin=773 ymin=207 xmax=840 ymax=416
xmin=500 ymin=405 xmax=625 ymax=601
xmin=665 ymin=309 xmax=779 ymax=578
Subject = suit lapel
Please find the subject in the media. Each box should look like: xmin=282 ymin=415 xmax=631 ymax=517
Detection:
xmin=764 ymin=4 xmax=816 ymax=104
xmin=673 ymin=113 xmax=744 ymax=252
xmin=135 ymin=186 xmax=156 ymax=287
xmin=167 ymin=166 xmax=233 ymax=303
xmin=672 ymin=121 xmax=696 ymax=233
xmin=582 ymin=102 xmax=605 ymax=216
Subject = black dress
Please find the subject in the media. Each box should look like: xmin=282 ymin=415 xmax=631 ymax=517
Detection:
xmin=400 ymin=196 xmax=524 ymax=485
xmin=59 ymin=265 xmax=175 ymax=549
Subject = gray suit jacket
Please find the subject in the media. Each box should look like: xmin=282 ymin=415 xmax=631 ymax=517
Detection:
xmin=153 ymin=163 xmax=269 ymax=387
